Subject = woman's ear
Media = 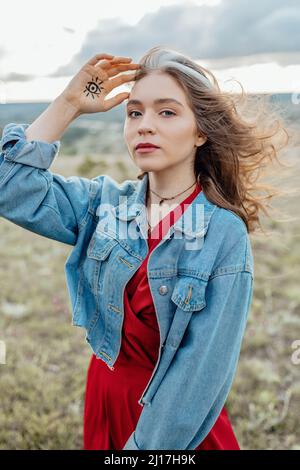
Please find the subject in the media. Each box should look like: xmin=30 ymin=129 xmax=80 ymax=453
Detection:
xmin=196 ymin=133 xmax=207 ymax=147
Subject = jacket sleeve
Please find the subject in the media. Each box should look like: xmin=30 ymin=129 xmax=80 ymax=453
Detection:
xmin=0 ymin=123 xmax=102 ymax=246
xmin=123 ymin=268 xmax=254 ymax=450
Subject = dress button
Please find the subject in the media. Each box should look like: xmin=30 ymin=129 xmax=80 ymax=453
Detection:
xmin=158 ymin=285 xmax=168 ymax=295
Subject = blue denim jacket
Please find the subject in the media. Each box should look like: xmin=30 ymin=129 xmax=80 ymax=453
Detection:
xmin=0 ymin=123 xmax=254 ymax=450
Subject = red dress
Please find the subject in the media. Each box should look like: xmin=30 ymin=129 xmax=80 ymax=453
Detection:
xmin=83 ymin=182 xmax=240 ymax=450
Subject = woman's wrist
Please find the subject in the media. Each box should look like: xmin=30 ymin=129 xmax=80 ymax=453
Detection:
xmin=56 ymin=93 xmax=82 ymax=122
xmin=24 ymin=94 xmax=81 ymax=144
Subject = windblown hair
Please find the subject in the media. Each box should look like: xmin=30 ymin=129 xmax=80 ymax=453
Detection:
xmin=132 ymin=45 xmax=292 ymax=234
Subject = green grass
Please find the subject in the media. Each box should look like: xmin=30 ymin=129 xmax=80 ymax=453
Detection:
xmin=1 ymin=144 xmax=300 ymax=449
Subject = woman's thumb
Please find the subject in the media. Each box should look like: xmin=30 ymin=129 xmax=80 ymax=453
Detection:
xmin=104 ymin=92 xmax=130 ymax=110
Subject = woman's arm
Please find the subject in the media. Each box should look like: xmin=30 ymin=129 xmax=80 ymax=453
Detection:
xmin=0 ymin=53 xmax=140 ymax=245
xmin=24 ymin=94 xmax=81 ymax=143
xmin=0 ymin=122 xmax=98 ymax=245
xmin=123 ymin=240 xmax=254 ymax=450
xmin=23 ymin=52 xmax=141 ymax=144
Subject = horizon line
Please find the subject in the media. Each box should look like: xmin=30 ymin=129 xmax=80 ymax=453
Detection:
xmin=1 ymin=90 xmax=296 ymax=105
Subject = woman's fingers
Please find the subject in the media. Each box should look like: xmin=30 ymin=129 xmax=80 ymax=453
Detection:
xmin=105 ymin=70 xmax=139 ymax=92
xmin=98 ymin=57 xmax=135 ymax=71
xmin=86 ymin=53 xmax=133 ymax=68
xmin=86 ymin=53 xmax=115 ymax=66
xmin=103 ymin=63 xmax=141 ymax=78
xmin=107 ymin=56 xmax=133 ymax=63
xmin=103 ymin=92 xmax=130 ymax=111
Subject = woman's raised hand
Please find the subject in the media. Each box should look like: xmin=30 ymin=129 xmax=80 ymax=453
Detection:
xmin=60 ymin=53 xmax=141 ymax=115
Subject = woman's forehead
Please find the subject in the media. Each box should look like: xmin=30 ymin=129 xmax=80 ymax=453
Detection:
xmin=129 ymin=73 xmax=188 ymax=105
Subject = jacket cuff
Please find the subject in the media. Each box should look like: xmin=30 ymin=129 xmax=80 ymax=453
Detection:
xmin=123 ymin=431 xmax=141 ymax=450
xmin=0 ymin=123 xmax=60 ymax=170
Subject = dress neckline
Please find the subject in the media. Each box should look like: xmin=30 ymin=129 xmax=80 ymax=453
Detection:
xmin=147 ymin=181 xmax=202 ymax=240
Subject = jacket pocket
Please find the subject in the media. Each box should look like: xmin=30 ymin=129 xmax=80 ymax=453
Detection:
xmin=141 ymin=276 xmax=208 ymax=406
xmin=171 ymin=275 xmax=207 ymax=312
xmin=83 ymin=231 xmax=118 ymax=296
xmin=167 ymin=275 xmax=208 ymax=347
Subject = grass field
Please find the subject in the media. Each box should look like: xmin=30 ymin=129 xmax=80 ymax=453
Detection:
xmin=0 ymin=130 xmax=300 ymax=450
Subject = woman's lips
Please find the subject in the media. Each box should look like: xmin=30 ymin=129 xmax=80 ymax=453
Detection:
xmin=135 ymin=146 xmax=160 ymax=153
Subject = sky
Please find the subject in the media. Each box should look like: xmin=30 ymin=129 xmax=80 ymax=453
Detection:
xmin=0 ymin=0 xmax=299 ymax=103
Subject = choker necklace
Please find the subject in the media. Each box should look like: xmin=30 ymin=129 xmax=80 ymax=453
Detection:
xmin=149 ymin=180 xmax=197 ymax=206
xmin=147 ymin=179 xmax=197 ymax=230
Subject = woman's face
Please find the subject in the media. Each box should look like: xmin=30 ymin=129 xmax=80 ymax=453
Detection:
xmin=123 ymin=71 xmax=206 ymax=174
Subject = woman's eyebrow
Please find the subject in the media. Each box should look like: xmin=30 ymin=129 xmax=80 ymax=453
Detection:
xmin=126 ymin=98 xmax=183 ymax=107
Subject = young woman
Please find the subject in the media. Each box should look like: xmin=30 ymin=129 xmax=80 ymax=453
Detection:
xmin=0 ymin=47 xmax=288 ymax=450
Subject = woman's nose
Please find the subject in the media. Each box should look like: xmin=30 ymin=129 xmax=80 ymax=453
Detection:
xmin=137 ymin=114 xmax=156 ymax=133
xmin=138 ymin=126 xmax=155 ymax=135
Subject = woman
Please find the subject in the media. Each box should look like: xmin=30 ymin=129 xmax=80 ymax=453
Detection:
xmin=0 ymin=47 xmax=288 ymax=450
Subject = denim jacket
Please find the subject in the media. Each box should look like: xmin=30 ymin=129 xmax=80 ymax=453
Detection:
xmin=0 ymin=123 xmax=254 ymax=450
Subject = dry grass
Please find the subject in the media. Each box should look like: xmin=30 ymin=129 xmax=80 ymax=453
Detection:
xmin=0 ymin=138 xmax=300 ymax=449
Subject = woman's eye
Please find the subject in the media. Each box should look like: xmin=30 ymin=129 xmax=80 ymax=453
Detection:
xmin=161 ymin=110 xmax=175 ymax=116
xmin=127 ymin=110 xmax=175 ymax=118
xmin=127 ymin=110 xmax=140 ymax=118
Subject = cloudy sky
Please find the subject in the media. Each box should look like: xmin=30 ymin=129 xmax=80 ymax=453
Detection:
xmin=0 ymin=0 xmax=299 ymax=102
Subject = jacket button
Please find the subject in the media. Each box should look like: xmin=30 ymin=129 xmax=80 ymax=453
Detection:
xmin=158 ymin=285 xmax=168 ymax=295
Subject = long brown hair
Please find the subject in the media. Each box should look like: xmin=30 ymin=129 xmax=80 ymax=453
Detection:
xmin=133 ymin=46 xmax=293 ymax=234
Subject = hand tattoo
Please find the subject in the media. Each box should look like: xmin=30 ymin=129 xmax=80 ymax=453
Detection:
xmin=83 ymin=76 xmax=104 ymax=99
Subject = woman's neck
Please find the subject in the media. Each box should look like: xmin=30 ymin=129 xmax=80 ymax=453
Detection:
xmin=147 ymin=172 xmax=197 ymax=208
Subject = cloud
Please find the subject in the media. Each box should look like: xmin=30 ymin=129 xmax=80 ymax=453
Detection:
xmin=0 ymin=72 xmax=35 ymax=82
xmin=50 ymin=0 xmax=300 ymax=77
xmin=210 ymin=0 xmax=300 ymax=60
xmin=204 ymin=52 xmax=300 ymax=70
xmin=63 ymin=26 xmax=76 ymax=34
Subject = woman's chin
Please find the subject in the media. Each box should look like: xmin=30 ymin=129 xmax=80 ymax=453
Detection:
xmin=134 ymin=157 xmax=166 ymax=172
xmin=137 ymin=163 xmax=162 ymax=173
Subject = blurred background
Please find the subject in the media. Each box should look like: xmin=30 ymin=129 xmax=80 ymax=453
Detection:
xmin=0 ymin=0 xmax=300 ymax=450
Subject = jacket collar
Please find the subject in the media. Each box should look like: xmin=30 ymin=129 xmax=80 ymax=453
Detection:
xmin=112 ymin=172 xmax=217 ymax=238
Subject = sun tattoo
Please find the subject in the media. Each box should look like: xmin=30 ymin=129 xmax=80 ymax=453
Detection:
xmin=83 ymin=76 xmax=105 ymax=99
